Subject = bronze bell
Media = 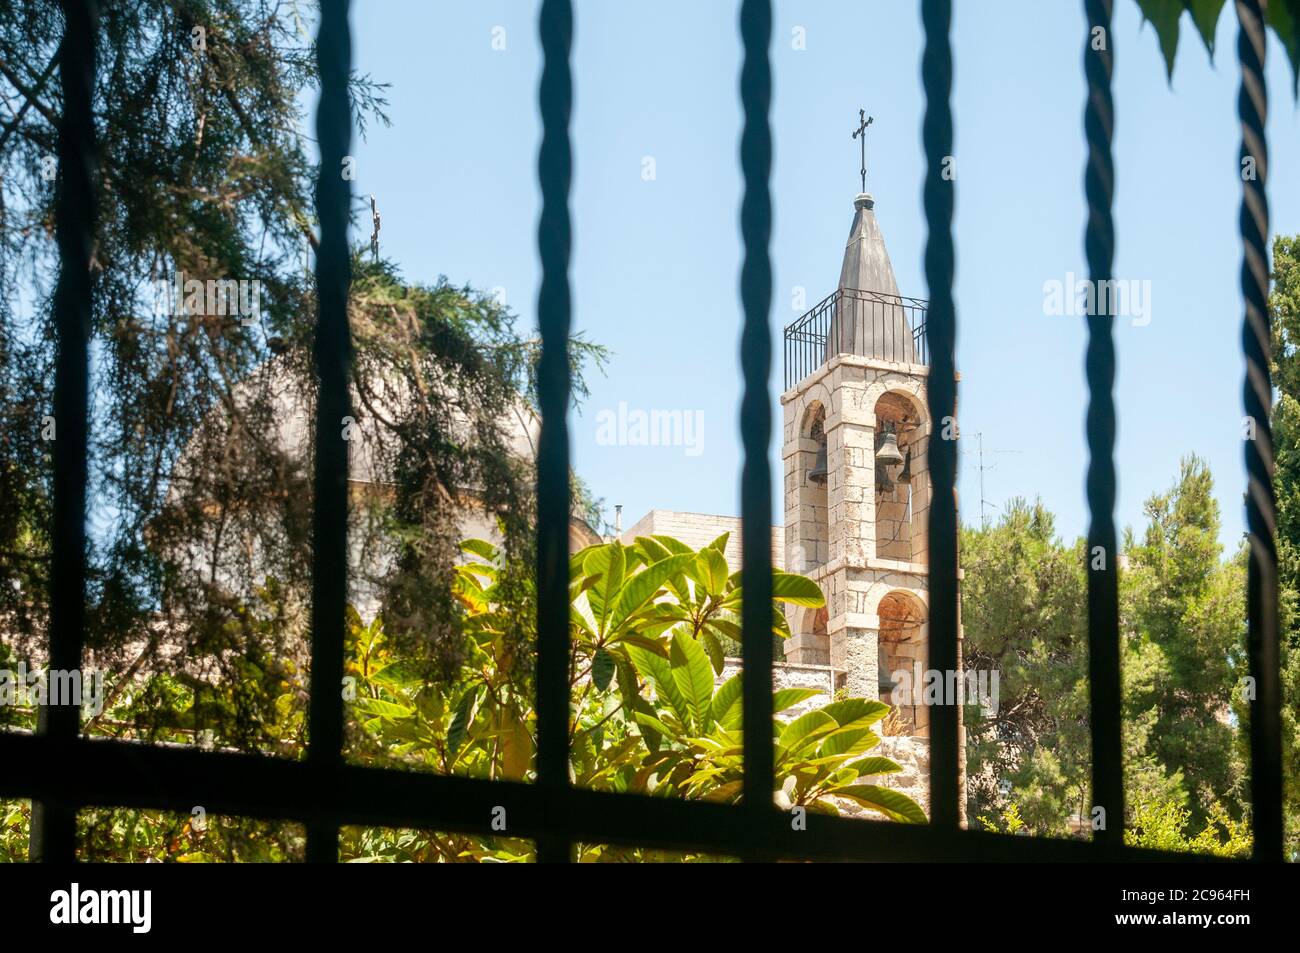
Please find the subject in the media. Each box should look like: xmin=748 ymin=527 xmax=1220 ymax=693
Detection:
xmin=808 ymin=441 xmax=828 ymax=485
xmin=875 ymin=431 xmax=904 ymax=467
xmin=875 ymin=429 xmax=904 ymax=493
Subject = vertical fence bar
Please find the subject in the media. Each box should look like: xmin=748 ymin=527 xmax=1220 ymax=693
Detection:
xmin=31 ymin=0 xmax=98 ymax=864
xmin=920 ymin=0 xmax=960 ymax=831
xmin=1082 ymin=0 xmax=1123 ymax=849
xmin=1236 ymin=0 xmax=1282 ymax=863
xmin=305 ymin=0 xmax=353 ymax=864
xmin=536 ymin=0 xmax=575 ymax=864
xmin=738 ymin=0 xmax=775 ymax=834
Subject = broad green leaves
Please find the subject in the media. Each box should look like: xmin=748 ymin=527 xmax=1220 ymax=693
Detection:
xmin=343 ymin=530 xmax=922 ymax=860
xmin=1134 ymin=0 xmax=1300 ymax=94
xmin=625 ymin=615 xmax=925 ymax=821
xmin=831 ymin=785 xmax=929 ymax=825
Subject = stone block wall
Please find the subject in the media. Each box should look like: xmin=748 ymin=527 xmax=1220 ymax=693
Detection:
xmin=620 ymin=510 xmax=784 ymax=573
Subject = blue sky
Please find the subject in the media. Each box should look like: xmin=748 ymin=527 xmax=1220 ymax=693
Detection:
xmin=346 ymin=0 xmax=1300 ymax=552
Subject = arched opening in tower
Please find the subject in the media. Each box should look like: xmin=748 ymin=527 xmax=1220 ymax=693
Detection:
xmin=797 ymin=403 xmax=829 ymax=570
xmin=877 ymin=590 xmax=928 ymax=737
xmin=872 ymin=391 xmax=925 ymax=563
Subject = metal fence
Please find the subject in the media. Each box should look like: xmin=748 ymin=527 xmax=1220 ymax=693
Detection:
xmin=0 ymin=0 xmax=1282 ymax=863
xmin=783 ymin=288 xmax=930 ymax=390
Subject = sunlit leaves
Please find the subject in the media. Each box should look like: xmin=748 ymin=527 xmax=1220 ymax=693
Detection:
xmin=1134 ymin=0 xmax=1300 ymax=94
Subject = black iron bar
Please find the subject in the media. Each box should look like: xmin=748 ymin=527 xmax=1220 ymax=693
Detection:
xmin=738 ymin=0 xmax=775 ymax=849
xmin=1082 ymin=0 xmax=1124 ymax=850
xmin=31 ymin=0 xmax=98 ymax=864
xmin=305 ymin=0 xmax=354 ymax=864
xmin=535 ymin=0 xmax=575 ymax=864
xmin=1236 ymin=0 xmax=1283 ymax=863
xmin=921 ymin=0 xmax=960 ymax=831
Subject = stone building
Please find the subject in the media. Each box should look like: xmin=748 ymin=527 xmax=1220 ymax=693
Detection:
xmin=620 ymin=190 xmax=962 ymax=818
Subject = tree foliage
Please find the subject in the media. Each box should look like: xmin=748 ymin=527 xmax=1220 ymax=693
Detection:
xmin=0 ymin=533 xmax=925 ymax=863
xmin=1267 ymin=233 xmax=1300 ymax=857
xmin=0 ymin=1 xmax=606 ymax=746
xmin=962 ymin=459 xmax=1249 ymax=848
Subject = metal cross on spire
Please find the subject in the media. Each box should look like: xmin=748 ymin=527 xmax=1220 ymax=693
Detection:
xmin=851 ymin=108 xmax=874 ymax=192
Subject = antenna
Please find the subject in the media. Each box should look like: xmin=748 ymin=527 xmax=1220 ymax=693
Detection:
xmin=961 ymin=432 xmax=1023 ymax=529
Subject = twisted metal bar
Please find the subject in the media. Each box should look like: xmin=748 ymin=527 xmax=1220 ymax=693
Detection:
xmin=921 ymin=0 xmax=960 ymax=831
xmin=536 ymin=0 xmax=575 ymax=864
xmin=1236 ymin=0 xmax=1282 ymax=863
xmin=306 ymin=0 xmax=353 ymax=863
xmin=32 ymin=0 xmax=98 ymax=864
xmin=1082 ymin=0 xmax=1123 ymax=849
xmin=738 ymin=0 xmax=775 ymax=831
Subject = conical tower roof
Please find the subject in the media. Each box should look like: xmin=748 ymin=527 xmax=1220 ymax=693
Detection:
xmin=824 ymin=193 xmax=917 ymax=364
xmin=838 ymin=192 xmax=901 ymax=296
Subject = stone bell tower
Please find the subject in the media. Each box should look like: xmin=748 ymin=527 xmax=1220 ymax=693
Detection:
xmin=781 ymin=191 xmax=938 ymax=738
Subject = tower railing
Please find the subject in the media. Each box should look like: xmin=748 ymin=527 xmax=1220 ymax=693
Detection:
xmin=783 ymin=287 xmax=929 ymax=390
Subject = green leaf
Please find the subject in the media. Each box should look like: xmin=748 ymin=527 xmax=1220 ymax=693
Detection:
xmin=650 ymin=534 xmax=693 ymax=555
xmin=616 ymin=659 xmax=659 ymax=752
xmin=707 ymin=617 xmax=742 ymax=641
xmin=694 ymin=548 xmax=730 ymax=596
xmin=1184 ymin=0 xmax=1224 ymax=56
xmin=1136 ymin=0 xmax=1185 ymax=80
xmin=634 ymin=535 xmax=672 ymax=563
xmin=817 ymin=726 xmax=881 ymax=760
xmin=771 ymin=572 xmax=825 ymax=607
xmin=777 ymin=710 xmax=838 ymax=756
xmin=705 ymin=531 xmax=730 ymax=553
xmin=771 ymin=607 xmax=792 ymax=640
xmin=721 ymin=573 xmax=824 ymax=611
xmin=596 ymin=544 xmax=627 ymax=630
xmin=670 ymin=629 xmax=716 ymax=733
xmin=628 ymin=643 xmax=691 ymax=728
xmin=501 ymin=713 xmax=532 ymax=780
xmin=612 ymin=632 xmax=672 ymax=655
xmin=353 ymin=697 xmax=413 ymax=720
xmin=701 ymin=779 xmax=744 ymax=803
xmin=1268 ymin=0 xmax=1300 ymax=96
xmin=843 ymin=756 xmax=903 ymax=777
xmin=447 ymin=686 xmax=480 ymax=758
xmin=608 ymin=553 xmax=695 ymax=627
xmin=700 ymin=628 xmax=726 ymax=675
xmin=819 ymin=698 xmax=891 ymax=728
xmin=772 ymin=687 xmax=823 ymax=714
xmin=633 ymin=710 xmax=676 ymax=740
xmin=592 ymin=647 xmax=616 ymax=691
xmin=570 ymin=545 xmax=598 ymax=581
xmin=711 ymin=672 xmax=743 ymax=729
xmin=829 ymin=784 xmax=928 ymax=824
xmin=459 ymin=538 xmax=498 ymax=562
xmin=366 ymin=661 xmax=423 ymax=690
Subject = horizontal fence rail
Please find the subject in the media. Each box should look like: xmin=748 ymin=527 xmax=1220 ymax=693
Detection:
xmin=0 ymin=732 xmax=1229 ymax=863
xmin=783 ymin=288 xmax=929 ymax=390
xmin=5 ymin=0 xmax=1282 ymax=866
